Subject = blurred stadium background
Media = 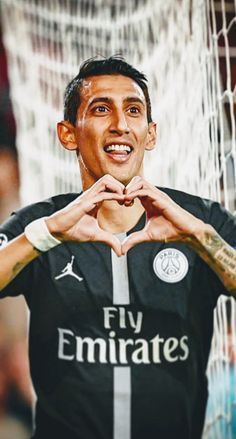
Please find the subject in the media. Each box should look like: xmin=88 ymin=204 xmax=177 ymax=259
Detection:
xmin=0 ymin=0 xmax=235 ymax=437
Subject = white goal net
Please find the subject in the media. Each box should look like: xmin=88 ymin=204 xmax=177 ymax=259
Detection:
xmin=0 ymin=0 xmax=235 ymax=437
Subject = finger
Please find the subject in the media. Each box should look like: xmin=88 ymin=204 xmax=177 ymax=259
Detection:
xmin=82 ymin=192 xmax=125 ymax=214
xmin=125 ymin=176 xmax=144 ymax=194
xmin=124 ymin=189 xmax=154 ymax=212
xmin=124 ymin=189 xmax=172 ymax=218
xmin=71 ymin=190 xmax=124 ymax=206
xmin=94 ymin=230 xmax=122 ymax=257
xmin=124 ymin=189 xmax=168 ymax=208
xmin=94 ymin=192 xmax=125 ymax=203
xmin=121 ymin=230 xmax=149 ymax=254
xmin=126 ymin=175 xmax=142 ymax=187
xmin=123 ymin=199 xmax=134 ymax=207
xmin=95 ymin=174 xmax=125 ymax=195
xmin=126 ymin=189 xmax=179 ymax=220
xmin=124 ymin=188 xmax=154 ymax=199
xmin=76 ymin=176 xmax=125 ymax=206
xmin=48 ymin=192 xmax=125 ymax=235
xmin=125 ymin=176 xmax=152 ymax=195
xmin=66 ymin=192 xmax=125 ymax=222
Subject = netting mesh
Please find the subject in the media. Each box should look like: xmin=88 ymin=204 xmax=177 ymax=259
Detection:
xmin=0 ymin=0 xmax=235 ymax=436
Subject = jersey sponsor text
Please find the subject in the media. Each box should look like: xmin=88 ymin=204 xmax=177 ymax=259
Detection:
xmin=57 ymin=306 xmax=189 ymax=365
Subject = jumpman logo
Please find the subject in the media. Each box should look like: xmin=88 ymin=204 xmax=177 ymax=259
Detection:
xmin=55 ymin=256 xmax=83 ymax=282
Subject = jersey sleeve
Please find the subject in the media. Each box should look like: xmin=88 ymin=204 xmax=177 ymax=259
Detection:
xmin=0 ymin=211 xmax=33 ymax=299
xmin=205 ymin=199 xmax=236 ymax=299
xmin=0 ymin=193 xmax=80 ymax=304
xmin=0 ymin=193 xmax=79 ymax=301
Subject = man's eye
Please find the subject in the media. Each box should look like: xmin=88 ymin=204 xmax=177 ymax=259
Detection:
xmin=94 ymin=106 xmax=108 ymax=113
xmin=128 ymin=107 xmax=140 ymax=114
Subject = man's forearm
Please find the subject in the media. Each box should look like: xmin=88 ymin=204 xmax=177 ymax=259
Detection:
xmin=0 ymin=234 xmax=40 ymax=291
xmin=186 ymin=225 xmax=236 ymax=295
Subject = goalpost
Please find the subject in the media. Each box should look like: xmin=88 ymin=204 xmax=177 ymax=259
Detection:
xmin=0 ymin=0 xmax=235 ymax=436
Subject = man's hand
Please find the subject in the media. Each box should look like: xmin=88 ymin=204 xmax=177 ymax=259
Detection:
xmin=122 ymin=176 xmax=205 ymax=254
xmin=121 ymin=177 xmax=236 ymax=295
xmin=46 ymin=175 xmax=125 ymax=256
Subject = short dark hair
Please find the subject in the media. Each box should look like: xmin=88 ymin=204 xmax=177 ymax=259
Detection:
xmin=64 ymin=55 xmax=152 ymax=125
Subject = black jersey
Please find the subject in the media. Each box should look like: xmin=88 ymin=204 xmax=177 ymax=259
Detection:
xmin=0 ymin=188 xmax=236 ymax=439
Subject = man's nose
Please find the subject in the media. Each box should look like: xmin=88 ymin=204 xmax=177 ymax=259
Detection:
xmin=109 ymin=110 xmax=130 ymax=134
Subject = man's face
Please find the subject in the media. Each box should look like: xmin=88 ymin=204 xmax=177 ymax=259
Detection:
xmin=73 ymin=74 xmax=156 ymax=188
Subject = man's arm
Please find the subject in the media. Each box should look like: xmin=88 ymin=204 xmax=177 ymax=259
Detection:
xmin=0 ymin=175 xmax=125 ymax=292
xmin=0 ymin=234 xmax=40 ymax=290
xmin=186 ymin=226 xmax=236 ymax=295
xmin=122 ymin=176 xmax=236 ymax=296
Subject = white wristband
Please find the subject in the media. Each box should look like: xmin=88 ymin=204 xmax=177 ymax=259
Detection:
xmin=24 ymin=217 xmax=61 ymax=252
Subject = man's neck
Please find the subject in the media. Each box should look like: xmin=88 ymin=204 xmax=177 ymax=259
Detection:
xmin=97 ymin=198 xmax=145 ymax=234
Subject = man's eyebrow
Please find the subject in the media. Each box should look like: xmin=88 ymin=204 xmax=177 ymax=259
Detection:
xmin=87 ymin=96 xmax=145 ymax=108
xmin=88 ymin=97 xmax=113 ymax=108
xmin=123 ymin=97 xmax=145 ymax=106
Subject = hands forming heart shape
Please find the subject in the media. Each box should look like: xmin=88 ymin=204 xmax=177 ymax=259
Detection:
xmin=47 ymin=175 xmax=205 ymax=256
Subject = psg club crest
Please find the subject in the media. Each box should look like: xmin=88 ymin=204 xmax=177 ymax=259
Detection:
xmin=153 ymin=248 xmax=189 ymax=283
xmin=0 ymin=233 xmax=8 ymax=248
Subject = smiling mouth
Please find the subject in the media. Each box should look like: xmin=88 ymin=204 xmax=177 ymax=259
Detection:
xmin=103 ymin=144 xmax=133 ymax=155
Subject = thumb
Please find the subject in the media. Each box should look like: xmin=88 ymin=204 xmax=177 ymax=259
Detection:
xmin=95 ymin=230 xmax=122 ymax=257
xmin=121 ymin=231 xmax=149 ymax=254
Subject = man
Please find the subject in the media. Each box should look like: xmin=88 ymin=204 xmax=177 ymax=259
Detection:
xmin=0 ymin=56 xmax=235 ymax=439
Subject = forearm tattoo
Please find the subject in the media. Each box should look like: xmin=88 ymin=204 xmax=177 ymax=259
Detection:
xmin=190 ymin=231 xmax=236 ymax=295
xmin=12 ymin=262 xmax=26 ymax=277
xmin=0 ymin=261 xmax=26 ymax=291
xmin=204 ymin=233 xmax=224 ymax=255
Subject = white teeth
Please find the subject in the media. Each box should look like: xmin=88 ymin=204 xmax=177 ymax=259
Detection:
xmin=105 ymin=144 xmax=131 ymax=153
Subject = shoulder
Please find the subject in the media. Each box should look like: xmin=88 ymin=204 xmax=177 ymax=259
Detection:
xmin=0 ymin=192 xmax=81 ymax=234
xmin=159 ymin=186 xmax=236 ymax=245
xmin=16 ymin=193 xmax=80 ymax=224
xmin=159 ymin=187 xmax=209 ymax=219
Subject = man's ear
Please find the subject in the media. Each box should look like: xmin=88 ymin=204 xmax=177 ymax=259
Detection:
xmin=57 ymin=121 xmax=78 ymax=151
xmin=145 ymin=122 xmax=157 ymax=151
